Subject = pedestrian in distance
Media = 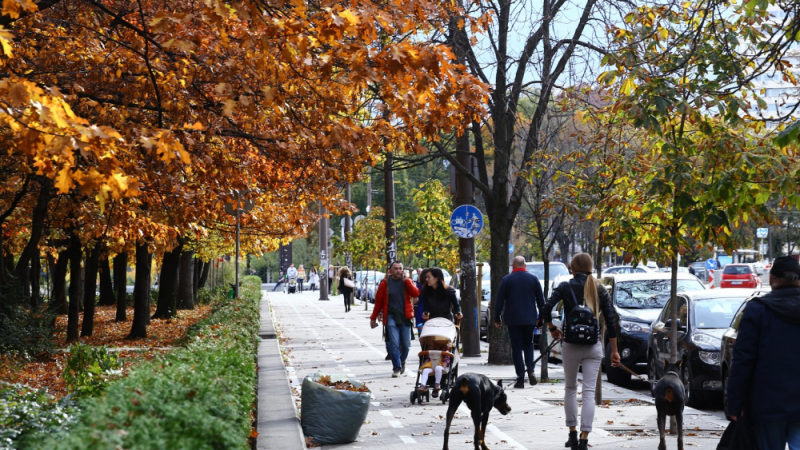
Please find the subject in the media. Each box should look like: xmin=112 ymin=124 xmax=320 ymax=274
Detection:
xmin=542 ymin=252 xmax=620 ymax=450
xmin=339 ymin=267 xmax=354 ymax=312
xmin=287 ymin=263 xmax=298 ymax=281
xmin=328 ymin=266 xmax=334 ymax=295
xmin=272 ymin=270 xmax=285 ymax=291
xmin=297 ymin=264 xmax=306 ymax=292
xmin=726 ymin=255 xmax=800 ymax=450
xmin=494 ymin=256 xmax=545 ymax=389
xmin=370 ymin=261 xmax=420 ymax=378
xmin=414 ymin=268 xmax=429 ymax=337
xmin=308 ymin=267 xmax=318 ymax=292
xmin=420 ymin=268 xmax=463 ymax=323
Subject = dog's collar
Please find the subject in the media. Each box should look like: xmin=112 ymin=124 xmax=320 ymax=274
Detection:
xmin=664 ymin=371 xmax=680 ymax=378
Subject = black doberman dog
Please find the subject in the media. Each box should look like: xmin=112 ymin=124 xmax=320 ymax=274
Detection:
xmin=443 ymin=373 xmax=511 ymax=450
xmin=654 ymin=360 xmax=685 ymax=450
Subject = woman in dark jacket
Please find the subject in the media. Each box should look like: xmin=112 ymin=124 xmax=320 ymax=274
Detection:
xmin=419 ymin=268 xmax=462 ymax=322
xmin=338 ymin=267 xmax=354 ymax=312
xmin=541 ymin=253 xmax=620 ymax=450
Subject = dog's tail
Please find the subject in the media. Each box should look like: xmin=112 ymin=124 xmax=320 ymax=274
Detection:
xmin=664 ymin=387 xmax=674 ymax=403
xmin=459 ymin=378 xmax=469 ymax=396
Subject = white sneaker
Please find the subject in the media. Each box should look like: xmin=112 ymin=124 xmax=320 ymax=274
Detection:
xmin=392 ymin=369 xmax=401 ymax=378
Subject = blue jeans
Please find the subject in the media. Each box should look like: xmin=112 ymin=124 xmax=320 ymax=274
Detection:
xmin=754 ymin=421 xmax=800 ymax=450
xmin=508 ymin=325 xmax=536 ymax=379
xmin=386 ymin=315 xmax=411 ymax=372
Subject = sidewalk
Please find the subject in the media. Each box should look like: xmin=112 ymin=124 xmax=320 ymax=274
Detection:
xmin=266 ymin=289 xmax=728 ymax=449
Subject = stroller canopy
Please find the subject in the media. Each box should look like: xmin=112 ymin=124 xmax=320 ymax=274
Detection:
xmin=420 ymin=317 xmax=457 ymax=343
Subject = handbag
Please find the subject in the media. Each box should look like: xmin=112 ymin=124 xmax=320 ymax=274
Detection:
xmin=717 ymin=416 xmax=758 ymax=450
xmin=343 ymin=277 xmax=354 ymax=288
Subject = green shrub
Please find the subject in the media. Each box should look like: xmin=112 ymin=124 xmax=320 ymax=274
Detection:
xmin=62 ymin=344 xmax=123 ymax=398
xmin=0 ymin=384 xmax=79 ymax=450
xmin=0 ymin=281 xmax=54 ymax=356
xmin=196 ymin=286 xmax=226 ymax=305
xmin=34 ymin=283 xmax=260 ymax=450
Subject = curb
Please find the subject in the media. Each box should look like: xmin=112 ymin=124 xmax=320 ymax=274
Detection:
xmin=256 ymin=292 xmax=306 ymax=450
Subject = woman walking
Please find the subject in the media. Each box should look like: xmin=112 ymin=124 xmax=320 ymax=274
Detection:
xmin=419 ymin=268 xmax=462 ymax=323
xmin=308 ymin=267 xmax=318 ymax=292
xmin=540 ymin=253 xmax=621 ymax=450
xmin=338 ymin=267 xmax=354 ymax=312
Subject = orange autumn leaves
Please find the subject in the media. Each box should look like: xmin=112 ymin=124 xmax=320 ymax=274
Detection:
xmin=1 ymin=0 xmax=488 ymax=257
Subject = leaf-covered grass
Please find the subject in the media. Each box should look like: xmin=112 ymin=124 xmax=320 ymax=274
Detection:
xmin=29 ymin=277 xmax=262 ymax=450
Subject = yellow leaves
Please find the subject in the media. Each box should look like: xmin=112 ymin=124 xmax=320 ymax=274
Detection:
xmin=222 ymin=99 xmax=235 ymax=118
xmin=0 ymin=27 xmax=13 ymax=57
xmin=620 ymin=78 xmax=636 ymax=96
xmin=183 ymin=121 xmax=205 ymax=131
xmin=55 ymin=166 xmax=75 ymax=193
xmin=2 ymin=0 xmax=37 ymax=20
xmin=338 ymin=9 xmax=359 ymax=26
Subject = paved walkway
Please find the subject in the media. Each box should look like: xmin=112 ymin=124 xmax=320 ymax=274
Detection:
xmin=266 ymin=289 xmax=729 ymax=449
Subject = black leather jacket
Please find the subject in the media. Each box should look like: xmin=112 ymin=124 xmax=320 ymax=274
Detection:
xmin=540 ymin=272 xmax=617 ymax=339
xmin=420 ymin=287 xmax=461 ymax=321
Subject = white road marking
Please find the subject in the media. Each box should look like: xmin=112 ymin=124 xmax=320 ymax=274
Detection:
xmin=307 ymin=303 xmax=385 ymax=357
xmin=527 ymin=397 xmax=552 ymax=406
xmin=592 ymin=427 xmax=610 ymax=437
xmin=486 ymin=424 xmax=528 ymax=449
xmin=399 ymin=435 xmax=417 ymax=444
xmin=389 ymin=420 xmax=404 ymax=428
xmin=380 ymin=410 xmax=394 ymax=417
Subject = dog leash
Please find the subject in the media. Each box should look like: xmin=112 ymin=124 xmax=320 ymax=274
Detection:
xmin=617 ymin=362 xmax=653 ymax=384
xmin=530 ymin=338 xmax=561 ymax=366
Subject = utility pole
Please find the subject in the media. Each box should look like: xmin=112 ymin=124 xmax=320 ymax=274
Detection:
xmin=366 ymin=166 xmax=372 ymax=213
xmin=319 ymin=202 xmax=329 ymax=300
xmin=385 ymin=153 xmax=397 ymax=266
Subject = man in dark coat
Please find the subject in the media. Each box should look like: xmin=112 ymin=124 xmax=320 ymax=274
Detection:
xmin=494 ymin=256 xmax=545 ymax=388
xmin=727 ymin=255 xmax=800 ymax=450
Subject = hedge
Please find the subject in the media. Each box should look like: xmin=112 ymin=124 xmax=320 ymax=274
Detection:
xmin=32 ymin=275 xmax=263 ymax=450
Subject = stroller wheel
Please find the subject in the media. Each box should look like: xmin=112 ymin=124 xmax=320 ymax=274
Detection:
xmin=410 ymin=391 xmax=416 ymax=404
xmin=441 ymin=391 xmax=449 ymax=403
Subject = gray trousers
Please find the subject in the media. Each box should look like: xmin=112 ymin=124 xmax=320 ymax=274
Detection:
xmin=562 ymin=341 xmax=603 ymax=432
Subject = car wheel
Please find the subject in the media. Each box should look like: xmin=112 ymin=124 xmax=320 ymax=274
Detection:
xmin=682 ymin=360 xmax=703 ymax=408
xmin=648 ymin=354 xmax=659 ymax=398
xmin=605 ymin=343 xmax=632 ymax=386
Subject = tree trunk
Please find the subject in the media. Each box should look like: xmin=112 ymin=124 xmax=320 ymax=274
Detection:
xmin=177 ymin=249 xmax=195 ymax=310
xmin=152 ymin=242 xmax=182 ymax=319
xmin=128 ymin=243 xmax=151 ymax=339
xmin=66 ymin=234 xmax=82 ymax=342
xmin=193 ymin=259 xmax=201 ymax=305
xmin=98 ymin=254 xmax=115 ymax=306
xmin=0 ymin=229 xmax=5 ymax=286
xmin=50 ymin=250 xmax=69 ymax=314
xmin=114 ymin=252 xmax=128 ymax=321
xmin=14 ymin=177 xmax=53 ymax=290
xmin=80 ymin=243 xmax=101 ymax=337
xmin=30 ymin=256 xmax=41 ymax=308
xmin=198 ymin=260 xmax=210 ymax=290
xmin=487 ymin=224 xmax=513 ymax=365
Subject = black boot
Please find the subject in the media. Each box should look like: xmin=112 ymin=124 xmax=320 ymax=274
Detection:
xmin=565 ymin=431 xmax=578 ymax=449
xmin=578 ymin=439 xmax=588 ymax=450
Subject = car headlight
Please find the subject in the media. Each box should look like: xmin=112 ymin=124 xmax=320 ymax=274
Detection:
xmin=691 ymin=333 xmax=722 ymax=348
xmin=620 ymin=320 xmax=650 ymax=333
xmin=698 ymin=351 xmax=721 ymax=366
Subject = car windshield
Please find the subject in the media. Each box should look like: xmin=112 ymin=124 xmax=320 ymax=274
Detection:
xmin=723 ymin=265 xmax=751 ymax=275
xmin=616 ymin=279 xmax=705 ymax=309
xmin=693 ymin=297 xmax=748 ymax=329
xmin=527 ymin=264 xmax=569 ymax=281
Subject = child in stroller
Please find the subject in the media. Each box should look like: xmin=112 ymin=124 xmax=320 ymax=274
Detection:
xmin=418 ymin=344 xmax=451 ymax=398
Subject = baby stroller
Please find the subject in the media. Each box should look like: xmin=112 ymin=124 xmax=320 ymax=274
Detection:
xmin=410 ymin=317 xmax=460 ymax=405
xmin=286 ymin=276 xmax=297 ymax=294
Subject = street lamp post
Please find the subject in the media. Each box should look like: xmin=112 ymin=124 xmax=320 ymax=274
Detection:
xmin=224 ymin=190 xmax=254 ymax=298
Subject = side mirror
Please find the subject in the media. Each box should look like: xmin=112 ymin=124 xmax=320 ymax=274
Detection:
xmin=664 ymin=319 xmax=686 ymax=331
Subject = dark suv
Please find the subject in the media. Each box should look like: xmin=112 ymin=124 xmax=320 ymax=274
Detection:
xmin=599 ymin=273 xmax=706 ymax=386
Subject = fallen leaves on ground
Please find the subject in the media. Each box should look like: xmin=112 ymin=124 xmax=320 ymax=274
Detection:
xmin=316 ymin=375 xmax=370 ymax=392
xmin=52 ymin=305 xmax=212 ymax=348
xmin=1 ymin=305 xmax=211 ymax=399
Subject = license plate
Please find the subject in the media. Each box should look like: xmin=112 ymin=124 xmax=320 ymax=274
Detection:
xmin=731 ymin=281 xmax=743 ymax=285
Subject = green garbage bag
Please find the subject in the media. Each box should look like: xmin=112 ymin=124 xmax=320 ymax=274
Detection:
xmin=301 ymin=371 xmax=371 ymax=445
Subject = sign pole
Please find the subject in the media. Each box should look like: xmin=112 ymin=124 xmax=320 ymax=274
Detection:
xmin=234 ymin=191 xmax=240 ymax=298
xmin=319 ymin=202 xmax=329 ymax=301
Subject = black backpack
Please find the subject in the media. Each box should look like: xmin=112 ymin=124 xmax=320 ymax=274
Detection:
xmin=562 ymin=282 xmax=599 ymax=345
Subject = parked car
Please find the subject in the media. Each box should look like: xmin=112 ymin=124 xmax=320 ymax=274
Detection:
xmin=588 ymin=273 xmax=707 ymax=386
xmin=690 ymin=261 xmax=709 ymax=282
xmin=525 ymin=261 xmax=569 ymax=296
xmin=719 ymin=264 xmax=761 ymax=289
xmin=647 ymin=288 xmax=764 ymax=407
xmin=603 ymin=265 xmax=654 ymax=275
xmin=720 ymin=292 xmax=768 ymax=419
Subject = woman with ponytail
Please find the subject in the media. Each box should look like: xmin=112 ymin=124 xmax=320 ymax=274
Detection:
xmin=540 ymin=253 xmax=621 ymax=450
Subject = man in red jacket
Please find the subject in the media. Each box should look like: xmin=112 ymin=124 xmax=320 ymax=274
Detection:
xmin=371 ymin=261 xmax=420 ymax=377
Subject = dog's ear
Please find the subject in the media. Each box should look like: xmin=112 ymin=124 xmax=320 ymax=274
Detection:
xmin=664 ymin=359 xmax=669 ymax=368
xmin=497 ymin=379 xmax=503 ymax=389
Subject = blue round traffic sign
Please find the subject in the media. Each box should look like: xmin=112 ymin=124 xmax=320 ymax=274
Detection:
xmin=705 ymin=258 xmax=717 ymax=270
xmin=450 ymin=205 xmax=484 ymax=239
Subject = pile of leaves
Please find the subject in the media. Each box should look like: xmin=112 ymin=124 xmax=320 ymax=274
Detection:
xmin=316 ymin=375 xmax=370 ymax=393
